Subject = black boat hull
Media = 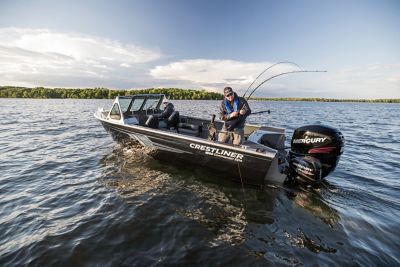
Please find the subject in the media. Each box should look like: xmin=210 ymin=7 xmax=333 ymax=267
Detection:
xmin=99 ymin=119 xmax=275 ymax=185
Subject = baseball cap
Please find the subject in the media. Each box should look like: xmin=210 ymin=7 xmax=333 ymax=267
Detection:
xmin=223 ymin=87 xmax=234 ymax=96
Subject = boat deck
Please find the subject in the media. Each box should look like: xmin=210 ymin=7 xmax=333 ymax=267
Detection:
xmin=96 ymin=109 xmax=286 ymax=152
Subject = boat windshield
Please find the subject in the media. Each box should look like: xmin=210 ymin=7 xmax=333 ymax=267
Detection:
xmin=119 ymin=97 xmax=132 ymax=113
xmin=130 ymin=97 xmax=146 ymax=112
xmin=126 ymin=95 xmax=164 ymax=114
xmin=143 ymin=97 xmax=161 ymax=110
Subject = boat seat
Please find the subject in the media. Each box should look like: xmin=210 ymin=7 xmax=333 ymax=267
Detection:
xmin=145 ymin=115 xmax=159 ymax=129
xmin=260 ymin=132 xmax=285 ymax=150
xmin=138 ymin=114 xmax=149 ymax=126
xmin=247 ymin=130 xmax=285 ymax=150
xmin=167 ymin=111 xmax=179 ymax=129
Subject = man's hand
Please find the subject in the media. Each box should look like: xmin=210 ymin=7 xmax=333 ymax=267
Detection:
xmin=239 ymin=109 xmax=246 ymax=115
xmin=230 ymin=111 xmax=239 ymax=118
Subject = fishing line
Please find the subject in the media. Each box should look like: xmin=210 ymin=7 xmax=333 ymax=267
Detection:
xmin=237 ymin=163 xmax=247 ymax=209
xmin=246 ymin=70 xmax=327 ymax=101
xmin=243 ymin=61 xmax=301 ymax=98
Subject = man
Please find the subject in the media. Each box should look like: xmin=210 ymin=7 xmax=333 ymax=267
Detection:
xmin=219 ymin=87 xmax=251 ymax=145
xmin=160 ymin=97 xmax=175 ymax=119
xmin=155 ymin=97 xmax=175 ymax=128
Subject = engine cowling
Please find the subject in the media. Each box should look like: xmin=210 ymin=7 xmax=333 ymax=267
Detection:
xmin=287 ymin=124 xmax=345 ymax=184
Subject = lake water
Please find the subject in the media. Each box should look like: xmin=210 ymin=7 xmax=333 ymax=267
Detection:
xmin=1 ymin=99 xmax=399 ymax=266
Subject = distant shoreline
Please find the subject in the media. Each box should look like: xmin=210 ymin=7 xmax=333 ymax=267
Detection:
xmin=1 ymin=86 xmax=399 ymax=103
xmin=248 ymin=97 xmax=400 ymax=103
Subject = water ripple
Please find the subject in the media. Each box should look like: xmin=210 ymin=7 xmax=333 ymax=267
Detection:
xmin=0 ymin=99 xmax=399 ymax=266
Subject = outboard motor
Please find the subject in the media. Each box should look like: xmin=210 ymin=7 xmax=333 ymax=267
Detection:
xmin=287 ymin=125 xmax=345 ymax=184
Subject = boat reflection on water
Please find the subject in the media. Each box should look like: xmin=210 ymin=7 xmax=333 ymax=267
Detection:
xmin=99 ymin=142 xmax=340 ymax=250
xmin=99 ymin=141 xmax=171 ymax=201
xmin=285 ymin=185 xmax=340 ymax=228
xmin=99 ymin=142 xmax=280 ymax=245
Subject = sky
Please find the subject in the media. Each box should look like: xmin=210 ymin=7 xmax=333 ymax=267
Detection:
xmin=0 ymin=0 xmax=399 ymax=98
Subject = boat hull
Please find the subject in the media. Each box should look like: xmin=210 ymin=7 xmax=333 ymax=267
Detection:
xmin=98 ymin=119 xmax=275 ymax=185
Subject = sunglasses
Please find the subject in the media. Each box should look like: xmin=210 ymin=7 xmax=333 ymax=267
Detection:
xmin=225 ymin=92 xmax=233 ymax=97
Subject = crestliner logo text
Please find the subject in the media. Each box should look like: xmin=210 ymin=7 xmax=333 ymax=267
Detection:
xmin=189 ymin=143 xmax=244 ymax=162
xmin=292 ymin=136 xmax=327 ymax=144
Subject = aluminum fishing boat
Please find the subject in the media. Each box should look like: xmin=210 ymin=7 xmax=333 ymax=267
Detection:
xmin=94 ymin=94 xmax=345 ymax=186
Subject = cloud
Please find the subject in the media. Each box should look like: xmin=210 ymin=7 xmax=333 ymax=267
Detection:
xmin=318 ymin=64 xmax=400 ymax=98
xmin=1 ymin=28 xmax=398 ymax=98
xmin=149 ymin=59 xmax=299 ymax=92
xmin=0 ymin=27 xmax=161 ymax=87
xmin=150 ymin=60 xmax=400 ymax=98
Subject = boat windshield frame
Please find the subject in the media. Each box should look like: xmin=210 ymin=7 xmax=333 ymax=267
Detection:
xmin=125 ymin=94 xmax=165 ymax=115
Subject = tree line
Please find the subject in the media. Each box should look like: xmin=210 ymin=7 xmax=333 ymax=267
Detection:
xmin=1 ymin=86 xmax=399 ymax=103
xmin=249 ymin=97 xmax=400 ymax=103
xmin=0 ymin=86 xmax=223 ymax=100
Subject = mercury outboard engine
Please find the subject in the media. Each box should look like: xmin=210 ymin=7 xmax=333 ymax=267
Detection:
xmin=287 ymin=125 xmax=345 ymax=184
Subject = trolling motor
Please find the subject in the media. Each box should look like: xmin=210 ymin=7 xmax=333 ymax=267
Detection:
xmin=286 ymin=125 xmax=345 ymax=184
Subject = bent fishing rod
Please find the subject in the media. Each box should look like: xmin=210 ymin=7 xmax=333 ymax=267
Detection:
xmin=242 ymin=61 xmax=301 ymax=98
xmin=250 ymin=110 xmax=270 ymax=115
xmin=246 ymin=70 xmax=327 ymax=101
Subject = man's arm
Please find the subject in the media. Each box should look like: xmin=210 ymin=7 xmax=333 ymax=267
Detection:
xmin=240 ymin=98 xmax=251 ymax=118
xmin=161 ymin=103 xmax=174 ymax=118
xmin=219 ymin=101 xmax=230 ymax=121
xmin=221 ymin=100 xmax=242 ymax=121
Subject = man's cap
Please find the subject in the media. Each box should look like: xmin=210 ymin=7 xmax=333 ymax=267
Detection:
xmin=162 ymin=97 xmax=169 ymax=103
xmin=223 ymin=87 xmax=234 ymax=96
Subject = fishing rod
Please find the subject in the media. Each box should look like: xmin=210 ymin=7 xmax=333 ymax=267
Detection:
xmin=250 ymin=110 xmax=270 ymax=115
xmin=242 ymin=61 xmax=301 ymax=98
xmin=246 ymin=70 xmax=327 ymax=101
